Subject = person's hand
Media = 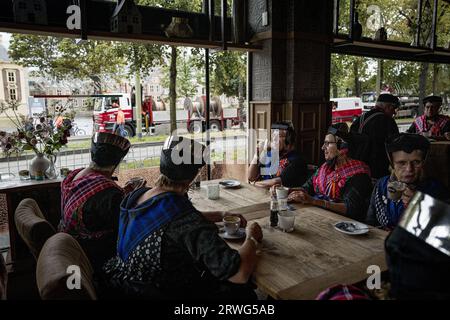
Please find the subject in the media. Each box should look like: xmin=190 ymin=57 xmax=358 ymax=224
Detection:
xmin=254 ymin=181 xmax=270 ymax=189
xmin=246 ymin=222 xmax=263 ymax=243
xmin=445 ymin=132 xmax=450 ymax=141
xmin=401 ymin=186 xmax=416 ymax=208
xmin=287 ymin=190 xmax=313 ymax=204
xmin=223 ymin=212 xmax=247 ymax=228
xmin=123 ymin=177 xmax=146 ymax=194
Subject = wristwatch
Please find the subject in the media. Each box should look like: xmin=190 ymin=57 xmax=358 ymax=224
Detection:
xmin=246 ymin=236 xmax=259 ymax=247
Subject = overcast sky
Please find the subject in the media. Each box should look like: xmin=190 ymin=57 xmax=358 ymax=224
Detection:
xmin=0 ymin=32 xmax=11 ymax=49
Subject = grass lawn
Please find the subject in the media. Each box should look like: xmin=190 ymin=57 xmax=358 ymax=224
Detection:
xmin=66 ymin=129 xmax=247 ymax=150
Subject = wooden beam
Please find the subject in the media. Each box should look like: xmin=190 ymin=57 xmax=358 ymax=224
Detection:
xmin=0 ymin=22 xmax=262 ymax=52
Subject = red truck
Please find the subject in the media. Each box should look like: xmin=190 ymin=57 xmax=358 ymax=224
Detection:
xmin=93 ymin=93 xmax=242 ymax=136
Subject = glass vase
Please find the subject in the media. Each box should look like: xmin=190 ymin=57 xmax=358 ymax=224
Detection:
xmin=30 ymin=153 xmax=50 ymax=180
xmin=165 ymin=17 xmax=193 ymax=38
xmin=45 ymin=154 xmax=58 ymax=180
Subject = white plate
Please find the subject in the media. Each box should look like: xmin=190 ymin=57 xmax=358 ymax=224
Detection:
xmin=218 ymin=227 xmax=246 ymax=240
xmin=334 ymin=221 xmax=369 ymax=235
xmin=219 ymin=179 xmax=241 ymax=188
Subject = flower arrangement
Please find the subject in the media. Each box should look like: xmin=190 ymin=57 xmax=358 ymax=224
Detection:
xmin=0 ymin=100 xmax=72 ymax=158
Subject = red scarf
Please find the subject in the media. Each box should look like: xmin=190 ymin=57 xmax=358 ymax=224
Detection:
xmin=414 ymin=115 xmax=450 ymax=136
xmin=313 ymin=156 xmax=370 ymax=201
xmin=60 ymin=168 xmax=123 ymax=239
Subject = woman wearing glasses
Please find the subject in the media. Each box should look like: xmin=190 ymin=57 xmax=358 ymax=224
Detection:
xmin=286 ymin=126 xmax=372 ymax=222
xmin=366 ymin=133 xmax=449 ymax=230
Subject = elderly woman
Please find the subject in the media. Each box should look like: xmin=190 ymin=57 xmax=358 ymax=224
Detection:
xmin=407 ymin=95 xmax=450 ymax=140
xmin=366 ymin=133 xmax=449 ymax=230
xmin=59 ymin=132 xmax=143 ymax=272
xmin=103 ymin=136 xmax=263 ymax=300
xmin=287 ymin=127 xmax=372 ymax=221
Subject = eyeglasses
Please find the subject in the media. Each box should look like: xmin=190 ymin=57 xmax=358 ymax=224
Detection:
xmin=393 ymin=160 xmax=424 ymax=169
xmin=322 ymin=141 xmax=337 ymax=147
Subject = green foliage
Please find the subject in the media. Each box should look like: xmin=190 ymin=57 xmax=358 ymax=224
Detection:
xmin=209 ymin=51 xmax=246 ymax=98
xmin=9 ymin=35 xmax=125 ymax=90
xmin=161 ymin=48 xmax=198 ymax=98
xmin=113 ymin=42 xmax=163 ymax=77
xmin=332 ymin=0 xmax=450 ymax=100
xmin=137 ymin=0 xmax=202 ymax=12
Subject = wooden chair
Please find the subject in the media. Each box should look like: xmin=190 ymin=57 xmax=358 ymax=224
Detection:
xmin=14 ymin=199 xmax=56 ymax=260
xmin=0 ymin=253 xmax=7 ymax=300
xmin=36 ymin=233 xmax=97 ymax=300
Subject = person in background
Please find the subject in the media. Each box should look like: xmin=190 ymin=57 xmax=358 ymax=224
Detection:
xmin=366 ymin=133 xmax=449 ymax=230
xmin=287 ymin=126 xmax=372 ymax=221
xmin=59 ymin=132 xmax=144 ymax=272
xmin=350 ymin=93 xmax=400 ymax=179
xmin=248 ymin=122 xmax=308 ymax=189
xmin=112 ymin=104 xmax=126 ymax=137
xmin=407 ymin=95 xmax=450 ymax=140
xmin=103 ymin=136 xmax=262 ymax=300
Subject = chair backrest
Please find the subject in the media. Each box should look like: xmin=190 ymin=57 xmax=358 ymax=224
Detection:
xmin=36 ymin=233 xmax=97 ymax=300
xmin=14 ymin=199 xmax=56 ymax=259
xmin=0 ymin=253 xmax=7 ymax=300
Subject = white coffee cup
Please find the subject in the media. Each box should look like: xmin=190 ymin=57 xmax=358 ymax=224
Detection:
xmin=278 ymin=211 xmax=296 ymax=232
xmin=223 ymin=216 xmax=241 ymax=235
xmin=207 ymin=184 xmax=220 ymax=200
xmin=276 ymin=186 xmax=289 ymax=199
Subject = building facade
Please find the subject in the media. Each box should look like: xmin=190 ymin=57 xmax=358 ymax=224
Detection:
xmin=0 ymin=34 xmax=29 ymax=120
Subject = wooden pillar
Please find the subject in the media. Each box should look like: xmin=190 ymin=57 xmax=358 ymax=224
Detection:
xmin=248 ymin=0 xmax=333 ymax=164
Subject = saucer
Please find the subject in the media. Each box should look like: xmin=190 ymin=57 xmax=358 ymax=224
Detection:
xmin=334 ymin=221 xmax=369 ymax=235
xmin=219 ymin=180 xmax=241 ymax=188
xmin=218 ymin=227 xmax=246 ymax=239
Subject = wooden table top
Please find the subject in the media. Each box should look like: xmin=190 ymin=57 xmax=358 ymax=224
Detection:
xmin=225 ymin=203 xmax=389 ymax=300
xmin=189 ymin=179 xmax=270 ymax=212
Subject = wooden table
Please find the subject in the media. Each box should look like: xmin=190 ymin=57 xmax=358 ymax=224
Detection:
xmin=190 ymin=179 xmax=270 ymax=212
xmin=225 ymin=203 xmax=388 ymax=300
xmin=0 ymin=178 xmax=62 ymax=267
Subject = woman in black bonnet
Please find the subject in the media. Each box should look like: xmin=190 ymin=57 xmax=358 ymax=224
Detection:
xmin=59 ymin=132 xmax=144 ymax=272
